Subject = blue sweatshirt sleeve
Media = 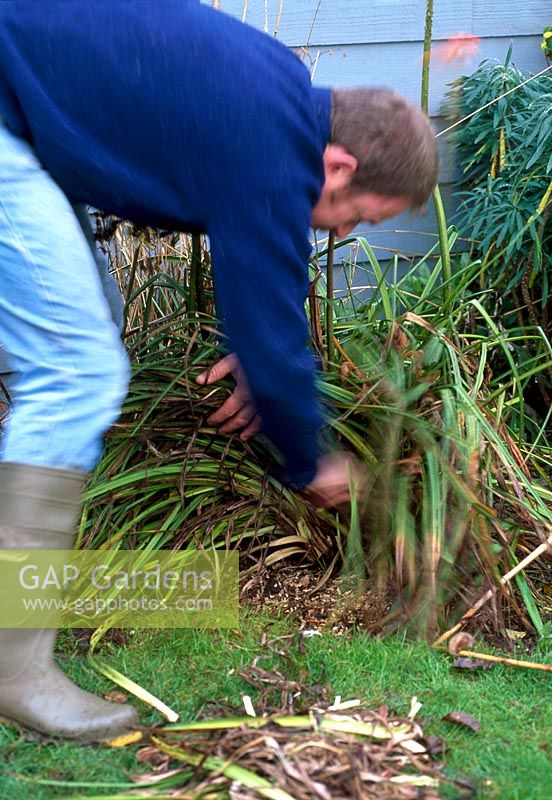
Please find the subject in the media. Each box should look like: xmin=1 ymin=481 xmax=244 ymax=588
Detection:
xmin=197 ymin=12 xmax=328 ymax=488
xmin=209 ymin=188 xmax=322 ymax=487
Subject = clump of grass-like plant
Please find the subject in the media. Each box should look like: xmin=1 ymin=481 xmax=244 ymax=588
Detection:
xmin=79 ymin=309 xmax=340 ymax=574
xmin=317 ymin=234 xmax=551 ymax=637
xmin=83 ymin=218 xmax=551 ymax=639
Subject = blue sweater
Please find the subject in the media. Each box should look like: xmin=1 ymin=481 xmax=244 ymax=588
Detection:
xmin=0 ymin=1 xmax=332 ymax=486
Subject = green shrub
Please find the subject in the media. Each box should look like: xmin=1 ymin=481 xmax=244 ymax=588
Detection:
xmin=446 ymin=50 xmax=552 ymax=417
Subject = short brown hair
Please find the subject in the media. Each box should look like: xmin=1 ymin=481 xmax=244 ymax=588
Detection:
xmin=330 ymin=87 xmax=439 ymax=207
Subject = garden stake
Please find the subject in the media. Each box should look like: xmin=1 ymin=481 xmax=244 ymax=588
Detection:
xmin=326 ymin=231 xmax=335 ymax=366
xmin=451 ymin=649 xmax=552 ymax=673
xmin=420 ymin=0 xmax=452 ymax=304
xmin=433 ymin=532 xmax=552 ymax=648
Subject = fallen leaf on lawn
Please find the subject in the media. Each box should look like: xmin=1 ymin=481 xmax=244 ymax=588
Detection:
xmin=242 ymin=695 xmax=256 ymax=717
xmin=327 ymin=696 xmax=361 ymax=711
xmin=454 ymin=657 xmax=493 ymax=671
xmin=89 ymin=653 xmax=179 ymax=722
xmin=448 ymin=632 xmax=475 ymax=654
xmin=103 ymin=690 xmax=130 ymax=704
xmin=442 ymin=711 xmax=480 ymax=732
xmin=504 ymin=629 xmax=526 ymax=641
xmin=400 ymin=738 xmax=427 ymax=754
xmin=408 ymin=696 xmax=422 ymax=719
xmin=104 ymin=729 xmax=144 ymax=747
xmin=390 ymin=775 xmax=440 ymax=787
xmin=424 ymin=735 xmax=447 ymax=756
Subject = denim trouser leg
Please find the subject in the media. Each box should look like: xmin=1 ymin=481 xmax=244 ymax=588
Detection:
xmin=0 ymin=204 xmax=125 ymax=397
xmin=0 ymin=124 xmax=130 ymax=472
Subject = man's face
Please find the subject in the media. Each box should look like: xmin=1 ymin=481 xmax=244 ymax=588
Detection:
xmin=311 ymin=189 xmax=412 ymax=238
xmin=311 ymin=144 xmax=413 ymax=237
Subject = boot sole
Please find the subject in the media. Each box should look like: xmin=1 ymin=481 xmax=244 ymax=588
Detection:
xmin=0 ymin=711 xmax=141 ymax=745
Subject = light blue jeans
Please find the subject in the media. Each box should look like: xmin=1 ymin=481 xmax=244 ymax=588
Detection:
xmin=0 ymin=123 xmax=129 ymax=472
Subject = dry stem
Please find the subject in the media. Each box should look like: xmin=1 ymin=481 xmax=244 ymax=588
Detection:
xmin=433 ymin=532 xmax=552 ymax=647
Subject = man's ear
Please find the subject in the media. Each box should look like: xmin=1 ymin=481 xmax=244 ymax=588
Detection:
xmin=322 ymin=144 xmax=358 ymax=193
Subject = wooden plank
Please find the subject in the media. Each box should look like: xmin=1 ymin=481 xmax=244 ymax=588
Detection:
xmin=211 ymin=0 xmax=467 ymax=46
xmin=306 ymin=36 xmax=544 ymax=116
xmin=473 ymin=1 xmax=547 ymax=38
xmin=208 ymin=0 xmax=543 ymax=47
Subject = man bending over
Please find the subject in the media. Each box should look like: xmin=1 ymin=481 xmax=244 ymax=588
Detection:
xmin=0 ymin=1 xmax=438 ymax=742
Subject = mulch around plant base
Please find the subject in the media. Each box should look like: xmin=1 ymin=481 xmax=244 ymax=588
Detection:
xmin=239 ymin=561 xmax=546 ymax=652
xmin=240 ymin=562 xmax=394 ymax=636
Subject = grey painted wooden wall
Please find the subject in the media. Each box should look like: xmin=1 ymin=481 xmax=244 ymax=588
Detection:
xmin=203 ymin=1 xmax=547 ymax=266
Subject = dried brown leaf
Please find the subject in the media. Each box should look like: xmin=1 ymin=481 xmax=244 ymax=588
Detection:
xmin=453 ymin=657 xmax=493 ymax=671
xmin=442 ymin=711 xmax=480 ymax=732
xmin=448 ymin=632 xmax=475 ymax=654
xmin=103 ymin=690 xmax=130 ymax=704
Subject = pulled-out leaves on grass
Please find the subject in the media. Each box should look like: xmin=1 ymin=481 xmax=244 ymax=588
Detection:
xmin=79 ymin=637 xmax=472 ymax=800
xmin=453 ymin=657 xmax=493 ymax=670
xmin=144 ymin=702 xmax=450 ymax=800
xmin=442 ymin=711 xmax=481 ymax=733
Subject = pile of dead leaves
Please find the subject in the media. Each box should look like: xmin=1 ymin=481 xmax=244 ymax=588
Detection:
xmin=101 ymin=652 xmax=476 ymax=800
xmin=89 ymin=634 xmax=479 ymax=799
xmin=126 ymin=700 xmax=471 ymax=800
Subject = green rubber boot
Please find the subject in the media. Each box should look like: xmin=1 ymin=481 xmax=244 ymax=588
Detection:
xmin=0 ymin=462 xmax=140 ymax=742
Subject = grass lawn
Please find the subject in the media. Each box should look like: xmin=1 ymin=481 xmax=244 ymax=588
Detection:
xmin=0 ymin=608 xmax=551 ymax=800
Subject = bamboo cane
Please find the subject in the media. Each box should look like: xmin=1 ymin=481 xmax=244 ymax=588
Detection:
xmin=453 ymin=649 xmax=552 ymax=673
xmin=433 ymin=533 xmax=552 ymax=648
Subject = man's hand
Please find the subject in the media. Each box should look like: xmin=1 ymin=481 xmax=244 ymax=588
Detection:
xmin=303 ymin=452 xmax=362 ymax=509
xmin=196 ymin=354 xmax=262 ymax=440
xmin=196 ymin=359 xmax=361 ymax=509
